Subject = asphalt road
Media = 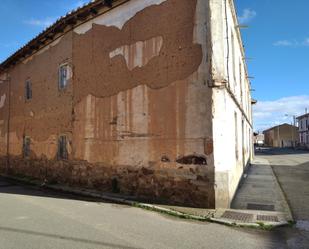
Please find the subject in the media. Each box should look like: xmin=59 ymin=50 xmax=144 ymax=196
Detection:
xmin=257 ymin=148 xmax=309 ymax=249
xmin=0 ymin=177 xmax=285 ymax=249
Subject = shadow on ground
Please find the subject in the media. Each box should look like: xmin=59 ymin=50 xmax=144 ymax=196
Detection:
xmin=0 ymin=176 xmax=118 ymax=205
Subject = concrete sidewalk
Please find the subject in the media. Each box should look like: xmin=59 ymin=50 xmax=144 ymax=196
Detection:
xmin=231 ymin=157 xmax=293 ymax=221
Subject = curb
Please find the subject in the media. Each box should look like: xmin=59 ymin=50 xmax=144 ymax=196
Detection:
xmin=0 ymin=174 xmax=290 ymax=230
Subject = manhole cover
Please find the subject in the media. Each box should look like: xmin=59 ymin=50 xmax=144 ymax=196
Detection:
xmin=221 ymin=211 xmax=254 ymax=222
xmin=247 ymin=203 xmax=275 ymax=211
xmin=257 ymin=215 xmax=279 ymax=222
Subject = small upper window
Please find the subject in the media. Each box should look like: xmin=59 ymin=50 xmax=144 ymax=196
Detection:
xmin=58 ymin=64 xmax=69 ymax=90
xmin=58 ymin=135 xmax=68 ymax=160
xmin=25 ymin=79 xmax=32 ymax=100
xmin=23 ymin=136 xmax=31 ymax=158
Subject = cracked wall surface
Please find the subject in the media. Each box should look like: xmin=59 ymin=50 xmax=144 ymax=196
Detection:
xmin=0 ymin=0 xmax=215 ymax=208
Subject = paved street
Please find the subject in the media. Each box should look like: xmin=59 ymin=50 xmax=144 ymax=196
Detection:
xmin=257 ymin=148 xmax=309 ymax=249
xmin=0 ymin=148 xmax=308 ymax=249
xmin=0 ymin=177 xmax=285 ymax=249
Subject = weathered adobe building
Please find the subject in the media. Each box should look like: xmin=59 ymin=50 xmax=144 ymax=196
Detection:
xmin=0 ymin=0 xmax=253 ymax=208
xmin=263 ymin=124 xmax=298 ymax=148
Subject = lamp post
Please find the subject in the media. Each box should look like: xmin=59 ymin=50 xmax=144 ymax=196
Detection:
xmin=0 ymin=76 xmax=11 ymax=173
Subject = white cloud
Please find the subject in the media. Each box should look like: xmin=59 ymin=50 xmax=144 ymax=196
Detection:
xmin=274 ymin=38 xmax=309 ymax=47
xmin=302 ymin=38 xmax=309 ymax=46
xmin=70 ymin=0 xmax=92 ymax=11
xmin=24 ymin=17 xmax=57 ymax=28
xmin=273 ymin=40 xmax=295 ymax=47
xmin=238 ymin=8 xmax=257 ymax=24
xmin=24 ymin=1 xmax=92 ymax=29
xmin=253 ymin=95 xmax=309 ymax=132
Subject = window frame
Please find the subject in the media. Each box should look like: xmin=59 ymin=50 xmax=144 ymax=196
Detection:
xmin=25 ymin=79 xmax=32 ymax=101
xmin=58 ymin=63 xmax=69 ymax=90
xmin=57 ymin=135 xmax=68 ymax=160
xmin=23 ymin=136 xmax=31 ymax=158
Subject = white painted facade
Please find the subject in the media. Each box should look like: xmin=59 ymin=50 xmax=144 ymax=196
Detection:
xmin=297 ymin=114 xmax=309 ymax=148
xmin=210 ymin=0 xmax=253 ymax=207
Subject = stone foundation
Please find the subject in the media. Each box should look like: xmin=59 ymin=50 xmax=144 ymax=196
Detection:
xmin=0 ymin=156 xmax=215 ymax=208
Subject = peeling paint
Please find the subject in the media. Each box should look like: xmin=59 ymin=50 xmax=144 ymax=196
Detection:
xmin=109 ymin=36 xmax=163 ymax=70
xmin=74 ymin=0 xmax=167 ymax=34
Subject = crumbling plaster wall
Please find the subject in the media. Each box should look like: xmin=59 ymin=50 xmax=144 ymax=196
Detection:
xmin=0 ymin=0 xmax=215 ymax=207
xmin=71 ymin=0 xmax=215 ymax=207
xmin=210 ymin=0 xmax=253 ymax=208
xmin=5 ymin=33 xmax=73 ymax=160
xmin=0 ymin=32 xmax=74 ymax=181
xmin=0 ymin=73 xmax=9 ymax=159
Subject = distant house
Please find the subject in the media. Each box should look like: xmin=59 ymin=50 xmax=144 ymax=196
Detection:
xmin=253 ymin=133 xmax=264 ymax=146
xmin=297 ymin=113 xmax=309 ymax=149
xmin=263 ymin=124 xmax=298 ymax=148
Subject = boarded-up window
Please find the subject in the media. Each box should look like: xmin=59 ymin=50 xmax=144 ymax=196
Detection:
xmin=23 ymin=136 xmax=31 ymax=158
xmin=58 ymin=64 xmax=68 ymax=90
xmin=58 ymin=135 xmax=68 ymax=160
xmin=25 ymin=80 xmax=32 ymax=100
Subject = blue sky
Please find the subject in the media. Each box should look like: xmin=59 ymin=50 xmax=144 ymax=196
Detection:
xmin=0 ymin=0 xmax=90 ymax=62
xmin=235 ymin=0 xmax=309 ymax=131
xmin=0 ymin=0 xmax=308 ymax=131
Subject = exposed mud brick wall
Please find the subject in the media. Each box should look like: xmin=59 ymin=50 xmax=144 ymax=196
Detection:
xmin=72 ymin=0 xmax=202 ymax=102
xmin=0 ymin=75 xmax=8 ymax=156
xmin=4 ymin=33 xmax=73 ymax=159
xmin=0 ymin=0 xmax=215 ymax=207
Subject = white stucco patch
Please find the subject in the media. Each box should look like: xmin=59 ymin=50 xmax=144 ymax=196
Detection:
xmin=74 ymin=0 xmax=167 ymax=34
xmin=0 ymin=94 xmax=6 ymax=109
xmin=109 ymin=36 xmax=163 ymax=70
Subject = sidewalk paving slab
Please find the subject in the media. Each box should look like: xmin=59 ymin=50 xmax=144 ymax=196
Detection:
xmin=232 ymin=157 xmax=293 ymax=222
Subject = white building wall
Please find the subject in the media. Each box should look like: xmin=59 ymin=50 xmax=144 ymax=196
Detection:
xmin=210 ymin=0 xmax=253 ymax=208
xmin=298 ymin=115 xmax=309 ymax=147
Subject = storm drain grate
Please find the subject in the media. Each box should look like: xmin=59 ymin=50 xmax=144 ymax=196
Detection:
xmin=257 ymin=215 xmax=279 ymax=222
xmin=221 ymin=211 xmax=254 ymax=222
xmin=247 ymin=203 xmax=275 ymax=211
